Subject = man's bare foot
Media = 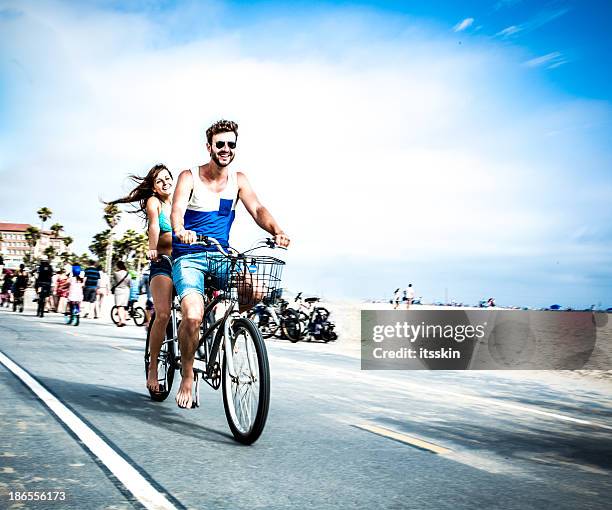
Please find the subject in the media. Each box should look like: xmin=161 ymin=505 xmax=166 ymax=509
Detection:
xmin=146 ymin=365 xmax=160 ymax=393
xmin=175 ymin=374 xmax=194 ymax=408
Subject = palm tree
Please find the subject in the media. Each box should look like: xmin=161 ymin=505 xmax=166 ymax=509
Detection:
xmin=103 ymin=203 xmax=121 ymax=274
xmin=25 ymin=226 xmax=41 ymax=248
xmin=44 ymin=246 xmax=57 ymax=262
xmin=63 ymin=236 xmax=73 ymax=249
xmin=23 ymin=252 xmax=38 ymax=271
xmin=131 ymin=232 xmax=148 ymax=272
xmin=89 ymin=230 xmax=110 ymax=261
xmin=119 ymin=230 xmax=148 ymax=271
xmin=60 ymin=251 xmax=72 ymax=267
xmin=103 ymin=204 xmax=121 ymax=228
xmin=25 ymin=226 xmax=42 ymax=259
xmin=50 ymin=223 xmax=64 ymax=238
xmin=37 ymin=207 xmax=53 ymax=230
xmin=77 ymin=253 xmax=91 ymax=267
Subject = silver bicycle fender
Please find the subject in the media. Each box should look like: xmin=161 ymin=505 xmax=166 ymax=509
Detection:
xmin=223 ymin=317 xmax=237 ymax=378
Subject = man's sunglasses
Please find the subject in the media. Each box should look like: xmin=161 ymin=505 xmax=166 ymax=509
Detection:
xmin=214 ymin=141 xmax=236 ymax=149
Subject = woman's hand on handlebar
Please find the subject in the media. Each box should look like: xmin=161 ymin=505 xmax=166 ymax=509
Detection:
xmin=175 ymin=228 xmax=197 ymax=244
xmin=147 ymin=249 xmax=158 ymax=261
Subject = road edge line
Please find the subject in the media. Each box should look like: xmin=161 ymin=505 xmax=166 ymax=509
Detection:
xmin=0 ymin=350 xmax=180 ymax=510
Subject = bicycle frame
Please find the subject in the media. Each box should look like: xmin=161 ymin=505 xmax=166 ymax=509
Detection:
xmin=161 ymin=248 xmax=258 ymax=397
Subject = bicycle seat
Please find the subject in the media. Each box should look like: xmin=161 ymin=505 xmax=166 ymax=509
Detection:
xmin=304 ymin=297 xmax=320 ymax=303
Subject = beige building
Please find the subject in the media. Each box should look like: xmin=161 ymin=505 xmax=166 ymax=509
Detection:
xmin=0 ymin=222 xmax=68 ymax=269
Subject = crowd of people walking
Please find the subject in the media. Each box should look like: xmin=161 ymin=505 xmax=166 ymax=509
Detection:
xmin=0 ymin=258 xmax=151 ymax=327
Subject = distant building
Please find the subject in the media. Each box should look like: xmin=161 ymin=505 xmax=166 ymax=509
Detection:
xmin=0 ymin=222 xmax=68 ymax=269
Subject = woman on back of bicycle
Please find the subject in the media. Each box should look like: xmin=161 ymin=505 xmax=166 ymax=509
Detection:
xmin=107 ymin=164 xmax=174 ymax=393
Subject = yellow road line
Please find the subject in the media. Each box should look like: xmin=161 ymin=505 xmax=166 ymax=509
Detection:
xmin=354 ymin=422 xmax=451 ymax=455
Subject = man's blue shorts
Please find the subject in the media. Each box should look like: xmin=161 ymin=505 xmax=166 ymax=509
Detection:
xmin=172 ymin=252 xmax=232 ymax=301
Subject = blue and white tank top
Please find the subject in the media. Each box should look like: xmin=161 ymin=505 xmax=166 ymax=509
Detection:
xmin=172 ymin=166 xmax=239 ymax=258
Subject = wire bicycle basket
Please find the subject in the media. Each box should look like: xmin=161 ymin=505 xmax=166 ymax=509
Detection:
xmin=207 ymin=253 xmax=285 ymax=307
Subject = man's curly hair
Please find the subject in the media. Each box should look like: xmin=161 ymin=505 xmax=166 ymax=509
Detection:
xmin=206 ymin=119 xmax=238 ymax=144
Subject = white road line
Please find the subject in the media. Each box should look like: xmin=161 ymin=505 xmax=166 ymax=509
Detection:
xmin=0 ymin=351 xmax=179 ymax=510
xmin=269 ymin=354 xmax=612 ymax=431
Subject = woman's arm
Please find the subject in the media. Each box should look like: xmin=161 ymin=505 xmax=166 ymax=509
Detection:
xmin=146 ymin=196 xmax=161 ymax=260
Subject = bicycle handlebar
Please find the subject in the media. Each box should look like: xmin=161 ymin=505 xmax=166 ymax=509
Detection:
xmin=174 ymin=234 xmax=286 ymax=257
xmin=193 ymin=235 xmax=230 ymax=256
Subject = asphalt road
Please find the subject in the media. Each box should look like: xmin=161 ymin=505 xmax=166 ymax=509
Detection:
xmin=0 ymin=305 xmax=611 ymax=510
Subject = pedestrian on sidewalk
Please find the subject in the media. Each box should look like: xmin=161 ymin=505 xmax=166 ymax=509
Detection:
xmin=55 ymin=269 xmax=70 ymax=315
xmin=405 ymin=283 xmax=415 ymax=309
xmin=111 ymin=260 xmax=131 ymax=327
xmin=95 ymin=266 xmax=110 ymax=320
xmin=67 ymin=274 xmax=84 ymax=326
xmin=82 ymin=260 xmax=101 ymax=318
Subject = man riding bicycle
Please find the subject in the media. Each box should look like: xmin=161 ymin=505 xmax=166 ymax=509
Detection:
xmin=171 ymin=119 xmax=290 ymax=409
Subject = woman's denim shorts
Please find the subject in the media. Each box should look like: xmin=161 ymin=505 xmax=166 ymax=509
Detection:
xmin=150 ymin=256 xmax=173 ymax=281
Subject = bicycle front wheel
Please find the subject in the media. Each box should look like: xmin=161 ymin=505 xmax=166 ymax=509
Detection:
xmin=110 ymin=305 xmax=120 ymax=325
xmin=222 ymin=318 xmax=270 ymax=445
xmin=248 ymin=309 xmax=278 ymax=339
xmin=132 ymin=306 xmax=146 ymax=327
xmin=281 ymin=309 xmax=302 ymax=343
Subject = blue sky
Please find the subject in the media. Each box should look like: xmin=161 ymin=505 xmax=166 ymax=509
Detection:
xmin=84 ymin=0 xmax=612 ymax=100
xmin=0 ymin=0 xmax=611 ymax=308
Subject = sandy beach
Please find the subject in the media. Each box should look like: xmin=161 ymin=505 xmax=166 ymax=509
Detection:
xmin=306 ymin=299 xmax=612 ymax=388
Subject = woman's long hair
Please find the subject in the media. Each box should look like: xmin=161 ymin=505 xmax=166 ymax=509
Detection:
xmin=106 ymin=164 xmax=172 ymax=220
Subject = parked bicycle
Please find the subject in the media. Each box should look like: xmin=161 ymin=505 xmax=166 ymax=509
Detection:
xmin=111 ymin=301 xmax=146 ymax=327
xmin=247 ymin=293 xmax=302 ymax=342
xmin=144 ymin=236 xmax=285 ymax=444
xmin=293 ymin=292 xmax=337 ymax=342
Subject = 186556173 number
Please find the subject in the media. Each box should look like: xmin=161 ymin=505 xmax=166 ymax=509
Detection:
xmin=9 ymin=491 xmax=66 ymax=502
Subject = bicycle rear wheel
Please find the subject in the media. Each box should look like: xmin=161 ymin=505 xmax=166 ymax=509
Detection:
xmin=222 ymin=318 xmax=270 ymax=445
xmin=144 ymin=313 xmax=176 ymax=402
xmin=132 ymin=306 xmax=146 ymax=327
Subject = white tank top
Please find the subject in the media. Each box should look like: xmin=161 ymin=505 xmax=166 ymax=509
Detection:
xmin=172 ymin=166 xmax=239 ymax=257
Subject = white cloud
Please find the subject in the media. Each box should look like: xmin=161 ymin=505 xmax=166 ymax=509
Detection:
xmin=453 ymin=17 xmax=474 ymax=32
xmin=524 ymin=51 xmax=567 ymax=69
xmin=496 ymin=8 xmax=569 ymax=38
xmin=0 ymin=0 xmax=610 ymax=305
xmin=497 ymin=25 xmax=522 ymax=37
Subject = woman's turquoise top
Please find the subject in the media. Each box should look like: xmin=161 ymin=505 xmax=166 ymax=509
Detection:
xmin=159 ymin=209 xmax=172 ymax=233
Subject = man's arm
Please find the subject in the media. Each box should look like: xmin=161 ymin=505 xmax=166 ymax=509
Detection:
xmin=237 ymin=172 xmax=290 ymax=247
xmin=170 ymin=170 xmax=196 ymax=244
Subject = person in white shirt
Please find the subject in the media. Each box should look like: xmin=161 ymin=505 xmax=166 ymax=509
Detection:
xmin=405 ymin=283 xmax=415 ymax=309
